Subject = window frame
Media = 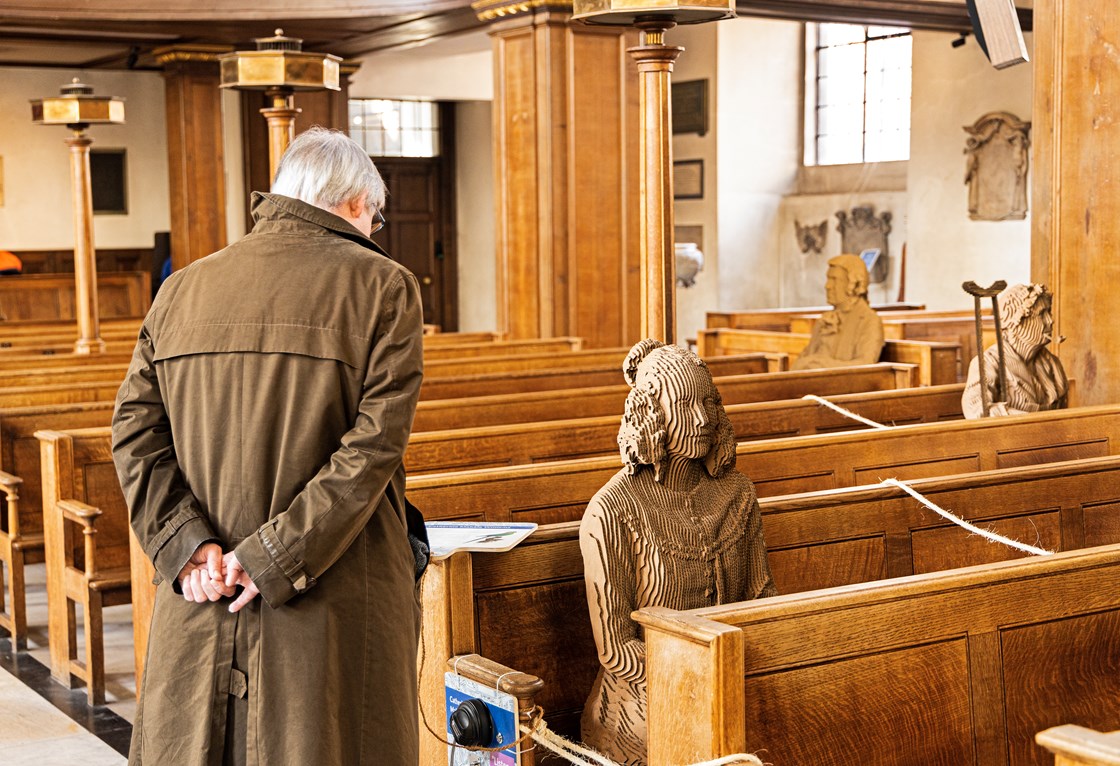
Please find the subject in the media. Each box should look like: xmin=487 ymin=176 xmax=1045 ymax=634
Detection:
xmin=805 ymin=22 xmax=912 ymax=168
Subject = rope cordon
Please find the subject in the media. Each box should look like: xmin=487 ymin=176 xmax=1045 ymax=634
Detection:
xmin=802 ymin=394 xmax=890 ymax=429
xmin=519 ymin=715 xmax=765 ymax=766
xmin=881 ymin=478 xmax=1053 ymax=556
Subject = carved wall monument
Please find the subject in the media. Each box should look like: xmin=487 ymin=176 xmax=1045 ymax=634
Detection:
xmin=791 ymin=254 xmax=885 ymax=371
xmin=964 ymin=111 xmax=1031 ymax=221
xmin=794 ymin=219 xmax=828 ymax=255
xmin=962 ymin=283 xmax=1068 ymax=418
xmin=579 ymin=339 xmax=776 ymax=766
xmin=836 ymin=204 xmax=891 ymax=283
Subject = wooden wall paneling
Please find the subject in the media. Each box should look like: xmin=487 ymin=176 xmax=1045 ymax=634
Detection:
xmin=155 ymin=46 xmax=230 ymax=271
xmin=485 ymin=6 xmax=639 ymax=346
xmin=1032 ymin=1 xmax=1120 ymax=405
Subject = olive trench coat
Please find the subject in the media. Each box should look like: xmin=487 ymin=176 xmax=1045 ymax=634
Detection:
xmin=112 ymin=193 xmax=424 ymax=765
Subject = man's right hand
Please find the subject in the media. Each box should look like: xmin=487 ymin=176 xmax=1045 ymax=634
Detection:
xmin=223 ymin=551 xmax=261 ymax=613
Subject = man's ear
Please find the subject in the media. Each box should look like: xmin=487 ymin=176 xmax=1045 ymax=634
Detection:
xmin=346 ymin=192 xmax=369 ymax=219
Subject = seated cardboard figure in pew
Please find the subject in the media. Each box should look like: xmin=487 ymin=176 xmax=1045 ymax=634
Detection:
xmin=791 ymin=254 xmax=886 ymax=370
xmin=962 ymin=282 xmax=1068 ymax=418
xmin=579 ymin=340 xmax=777 ymax=766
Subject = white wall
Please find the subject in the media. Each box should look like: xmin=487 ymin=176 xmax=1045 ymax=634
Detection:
xmin=349 ymin=32 xmax=493 ymax=101
xmin=0 ymin=67 xmax=170 ymax=250
xmin=906 ymin=31 xmax=1034 ymax=309
xmin=714 ymin=17 xmax=801 ymax=314
xmin=672 ymin=22 xmax=720 ymax=344
xmin=455 ymin=100 xmax=497 ymax=332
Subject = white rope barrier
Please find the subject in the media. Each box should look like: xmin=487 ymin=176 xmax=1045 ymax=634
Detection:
xmin=520 ymin=717 xmax=765 ymax=766
xmin=802 ymin=394 xmax=890 ymax=429
xmin=880 ymin=478 xmax=1054 ymax=556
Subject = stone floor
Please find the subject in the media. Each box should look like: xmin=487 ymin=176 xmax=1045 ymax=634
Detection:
xmin=1 ymin=562 xmax=135 ymax=760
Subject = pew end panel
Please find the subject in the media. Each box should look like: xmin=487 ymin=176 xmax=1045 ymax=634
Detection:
xmin=0 ymin=469 xmax=32 ymax=647
xmin=443 ymin=654 xmax=545 ymax=766
xmin=37 ymin=426 xmax=131 ymax=705
xmin=1037 ymin=725 xmax=1120 ymax=766
xmin=640 ymin=607 xmax=747 ymax=766
xmin=642 ymin=545 xmax=1120 ymax=766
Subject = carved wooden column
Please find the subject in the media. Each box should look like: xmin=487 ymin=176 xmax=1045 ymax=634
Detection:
xmin=154 ymin=45 xmax=231 ymax=271
xmin=1032 ymin=0 xmax=1120 ymax=404
xmin=66 ymin=133 xmax=105 ymax=354
xmin=629 ymin=20 xmax=681 ymax=344
xmin=475 ymin=0 xmax=641 ymax=347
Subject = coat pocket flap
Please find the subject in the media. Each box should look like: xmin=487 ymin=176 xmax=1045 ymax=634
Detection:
xmin=153 ymin=322 xmax=367 ymax=368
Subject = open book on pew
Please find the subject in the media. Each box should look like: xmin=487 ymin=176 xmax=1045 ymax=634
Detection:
xmin=426 ymin=521 xmax=537 ymax=560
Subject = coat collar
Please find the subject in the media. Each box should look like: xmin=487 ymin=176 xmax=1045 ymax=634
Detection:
xmin=250 ymin=192 xmax=391 ymax=258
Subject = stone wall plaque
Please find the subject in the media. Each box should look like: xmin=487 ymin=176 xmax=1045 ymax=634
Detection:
xmin=964 ymin=111 xmax=1031 ymax=221
xmin=836 ymin=205 xmax=891 ymax=283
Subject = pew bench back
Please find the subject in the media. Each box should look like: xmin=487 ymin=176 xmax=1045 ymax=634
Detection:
xmin=638 ymin=543 xmax=1120 ymax=765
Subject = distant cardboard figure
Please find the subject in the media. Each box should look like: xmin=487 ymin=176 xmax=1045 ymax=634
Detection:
xmin=962 ymin=283 xmax=1068 ymax=418
xmin=792 ymin=253 xmax=885 ymax=370
xmin=579 ymin=339 xmax=776 ymax=766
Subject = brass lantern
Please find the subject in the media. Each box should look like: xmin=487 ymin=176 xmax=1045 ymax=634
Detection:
xmin=30 ymin=79 xmax=126 ymax=354
xmin=31 ymin=78 xmax=126 ymax=129
xmin=220 ymin=29 xmax=342 ymax=180
xmin=572 ymin=0 xmax=734 ymax=24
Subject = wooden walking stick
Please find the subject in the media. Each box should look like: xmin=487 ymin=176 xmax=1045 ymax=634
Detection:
xmin=962 ymin=280 xmax=1007 ymax=417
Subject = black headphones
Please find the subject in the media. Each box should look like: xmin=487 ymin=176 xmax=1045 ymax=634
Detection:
xmin=449 ymin=698 xmax=494 ymax=747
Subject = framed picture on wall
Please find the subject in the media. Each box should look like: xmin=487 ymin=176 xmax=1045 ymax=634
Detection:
xmin=673 ymin=159 xmax=704 ymax=200
xmin=672 ymin=79 xmax=708 ymax=136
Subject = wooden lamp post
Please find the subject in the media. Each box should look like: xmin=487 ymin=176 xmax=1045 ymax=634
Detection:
xmin=572 ymin=0 xmax=733 ymax=345
xmin=220 ymin=29 xmax=341 ymax=183
xmin=31 ymin=79 xmax=125 ymax=354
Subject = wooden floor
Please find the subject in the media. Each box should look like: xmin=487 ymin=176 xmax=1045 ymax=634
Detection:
xmin=0 ymin=562 xmax=134 ymax=760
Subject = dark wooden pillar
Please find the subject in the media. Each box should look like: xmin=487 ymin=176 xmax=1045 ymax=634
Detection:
xmin=154 ymin=45 xmax=231 ymax=271
xmin=476 ymin=0 xmax=641 ymax=347
xmin=1032 ymin=1 xmax=1120 ymax=404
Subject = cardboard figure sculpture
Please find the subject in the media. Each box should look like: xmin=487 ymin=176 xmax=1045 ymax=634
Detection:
xmin=579 ymin=339 xmax=777 ymax=766
xmin=791 ymin=253 xmax=885 ymax=370
xmin=962 ymin=283 xmax=1068 ymax=418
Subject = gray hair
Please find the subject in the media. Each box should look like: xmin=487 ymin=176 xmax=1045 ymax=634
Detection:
xmin=271 ymin=127 xmax=386 ymax=213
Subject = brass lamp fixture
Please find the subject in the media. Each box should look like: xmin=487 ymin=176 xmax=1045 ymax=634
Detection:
xmin=573 ymin=0 xmax=734 ymax=345
xmin=31 ymin=78 xmax=126 ymax=354
xmin=220 ymin=29 xmax=341 ymax=181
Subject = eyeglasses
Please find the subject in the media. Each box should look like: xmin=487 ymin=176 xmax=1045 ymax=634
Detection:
xmin=370 ymin=208 xmax=386 ymax=236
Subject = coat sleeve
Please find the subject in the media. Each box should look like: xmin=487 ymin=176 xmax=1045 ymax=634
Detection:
xmin=112 ymin=320 xmax=218 ymax=585
xmin=233 ymin=272 xmax=424 ymax=608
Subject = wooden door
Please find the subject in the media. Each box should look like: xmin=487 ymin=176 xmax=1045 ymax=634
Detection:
xmin=372 ymin=155 xmax=458 ymax=331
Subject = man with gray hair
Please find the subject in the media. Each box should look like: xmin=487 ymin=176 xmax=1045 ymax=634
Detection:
xmin=113 ymin=127 xmax=423 ymax=764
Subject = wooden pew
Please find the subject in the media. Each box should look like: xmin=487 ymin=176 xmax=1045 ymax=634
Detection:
xmin=418 ymin=453 xmax=1120 ymax=742
xmin=422 ymin=337 xmax=580 ymax=360
xmin=706 ymin=302 xmax=926 ymax=332
xmin=1037 ymin=726 xmax=1120 ymax=766
xmin=791 ymin=313 xmax=996 ymax=367
xmin=0 ymin=351 xmax=135 ymax=368
xmin=0 ymin=272 xmax=151 ymax=321
xmin=36 ymin=427 xmax=130 ymax=705
xmin=413 ymin=363 xmax=917 ymax=431
xmin=419 ymin=353 xmax=780 ymax=399
xmin=406 ymin=405 xmax=1120 ymax=524
xmin=697 ymin=327 xmax=960 ymax=386
xmin=0 ymin=403 xmax=114 ymax=648
xmin=420 ymin=330 xmax=503 ymax=345
xmin=0 ymin=364 xmax=126 ymax=389
xmin=637 ymin=544 xmax=1120 ymax=765
xmin=0 ymin=381 xmax=125 ymax=408
xmin=405 ymin=383 xmax=966 ymax=473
